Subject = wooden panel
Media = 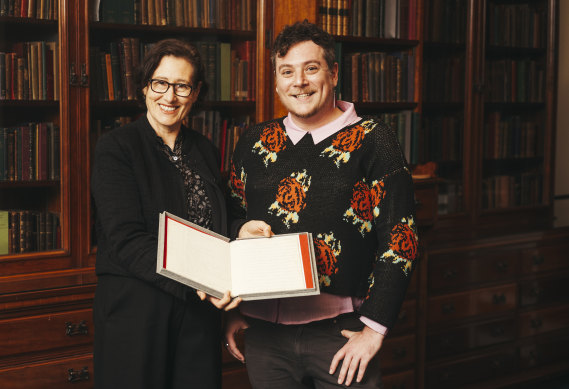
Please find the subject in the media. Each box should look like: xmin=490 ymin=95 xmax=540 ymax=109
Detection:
xmin=0 ymin=309 xmax=93 ymax=359
xmin=427 ymin=317 xmax=515 ymax=358
xmin=518 ymin=304 xmax=569 ymax=338
xmin=519 ymin=274 xmax=569 ymax=307
xmin=383 ymin=369 xmax=415 ymax=389
xmin=391 ymin=299 xmax=417 ymax=335
xmin=414 ymin=182 xmax=438 ymax=226
xmin=427 ymin=346 xmax=517 ymax=389
xmin=222 ymin=366 xmax=251 ymax=389
xmin=428 ymin=249 xmax=518 ymax=292
xmin=0 ymin=354 xmax=93 ymax=389
xmin=378 ymin=334 xmax=416 ymax=371
xmin=520 ymin=242 xmax=569 ymax=275
xmin=428 ymin=284 xmax=517 ymax=325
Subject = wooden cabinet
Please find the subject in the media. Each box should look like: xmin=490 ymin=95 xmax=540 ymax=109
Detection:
xmin=424 ymin=228 xmax=569 ymax=388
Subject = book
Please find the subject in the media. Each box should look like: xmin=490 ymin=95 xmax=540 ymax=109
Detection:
xmin=0 ymin=210 xmax=8 ymax=255
xmin=156 ymin=212 xmax=320 ymax=300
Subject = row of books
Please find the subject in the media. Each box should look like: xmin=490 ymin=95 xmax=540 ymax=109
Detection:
xmin=90 ymin=38 xmax=254 ymax=102
xmin=420 ymin=115 xmax=463 ymax=163
xmin=91 ymin=111 xmax=251 ymax=173
xmin=484 ymin=113 xmax=539 ymax=160
xmin=378 ymin=111 xmax=419 ymax=165
xmin=184 ymin=111 xmax=251 ymax=172
xmin=424 ymin=0 xmax=466 ymax=44
xmin=339 ymin=50 xmax=415 ymax=103
xmin=0 ymin=122 xmax=60 ymax=182
xmin=0 ymin=210 xmax=60 ymax=255
xmin=317 ymin=0 xmax=417 ymax=39
xmin=485 ymin=59 xmax=545 ymax=103
xmin=95 ymin=0 xmax=255 ymax=31
xmin=422 ymin=57 xmax=465 ymax=103
xmin=487 ymin=2 xmax=546 ymax=49
xmin=0 ymin=41 xmax=60 ymax=101
xmin=0 ymin=0 xmax=57 ymax=19
xmin=482 ymin=172 xmax=543 ymax=209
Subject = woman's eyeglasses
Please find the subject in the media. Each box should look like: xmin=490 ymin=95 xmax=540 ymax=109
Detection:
xmin=149 ymin=79 xmax=194 ymax=97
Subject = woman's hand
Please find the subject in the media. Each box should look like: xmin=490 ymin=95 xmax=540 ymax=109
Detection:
xmin=223 ymin=310 xmax=249 ymax=363
xmin=239 ymin=220 xmax=273 ymax=239
xmin=196 ymin=290 xmax=242 ymax=311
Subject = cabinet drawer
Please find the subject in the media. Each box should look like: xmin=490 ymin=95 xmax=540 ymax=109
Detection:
xmin=519 ymin=274 xmax=569 ymax=307
xmin=427 ymin=346 xmax=517 ymax=389
xmin=427 ymin=317 xmax=515 ymax=358
xmin=382 ymin=369 xmax=415 ymax=389
xmin=0 ymin=354 xmax=93 ymax=388
xmin=428 ymin=284 xmax=517 ymax=324
xmin=518 ymin=304 xmax=569 ymax=338
xmin=519 ymin=333 xmax=569 ymax=369
xmin=429 ymin=250 xmax=517 ymax=292
xmin=521 ymin=242 xmax=569 ymax=275
xmin=0 ymin=309 xmax=93 ymax=359
xmin=378 ymin=334 xmax=415 ymax=371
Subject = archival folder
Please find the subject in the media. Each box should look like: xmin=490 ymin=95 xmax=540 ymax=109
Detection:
xmin=156 ymin=212 xmax=320 ymax=300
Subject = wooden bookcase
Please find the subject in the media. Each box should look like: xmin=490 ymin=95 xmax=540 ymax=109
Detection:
xmin=0 ymin=0 xmax=565 ymax=388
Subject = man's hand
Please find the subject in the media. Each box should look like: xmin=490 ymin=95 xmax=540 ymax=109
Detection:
xmin=238 ymin=220 xmax=273 ymax=239
xmin=196 ymin=290 xmax=242 ymax=311
xmin=224 ymin=310 xmax=250 ymax=363
xmin=329 ymin=325 xmax=385 ymax=386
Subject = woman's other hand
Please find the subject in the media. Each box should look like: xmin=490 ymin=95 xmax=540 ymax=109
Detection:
xmin=238 ymin=220 xmax=273 ymax=239
xmin=196 ymin=290 xmax=242 ymax=311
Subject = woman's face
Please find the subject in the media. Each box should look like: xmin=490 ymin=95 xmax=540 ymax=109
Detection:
xmin=142 ymin=55 xmax=201 ymax=135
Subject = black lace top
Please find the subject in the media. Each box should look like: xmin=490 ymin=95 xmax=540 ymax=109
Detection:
xmin=155 ymin=130 xmax=213 ymax=229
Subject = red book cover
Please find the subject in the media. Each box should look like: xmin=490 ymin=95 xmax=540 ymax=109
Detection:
xmin=20 ymin=125 xmax=31 ymax=180
xmin=21 ymin=0 xmax=28 ymax=17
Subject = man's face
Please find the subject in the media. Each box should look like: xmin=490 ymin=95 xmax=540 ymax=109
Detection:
xmin=274 ymin=41 xmax=338 ymax=128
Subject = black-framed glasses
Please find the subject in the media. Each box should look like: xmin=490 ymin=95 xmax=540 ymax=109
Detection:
xmin=149 ymin=79 xmax=194 ymax=97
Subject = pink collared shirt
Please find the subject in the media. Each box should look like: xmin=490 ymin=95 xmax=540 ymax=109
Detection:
xmin=239 ymin=101 xmax=388 ymax=336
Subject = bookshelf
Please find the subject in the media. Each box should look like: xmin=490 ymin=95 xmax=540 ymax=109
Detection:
xmin=0 ymin=0 xmax=565 ymax=388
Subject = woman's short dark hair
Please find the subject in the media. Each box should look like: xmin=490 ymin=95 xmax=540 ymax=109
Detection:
xmin=270 ymin=20 xmax=336 ymax=70
xmin=135 ymin=38 xmax=208 ymax=107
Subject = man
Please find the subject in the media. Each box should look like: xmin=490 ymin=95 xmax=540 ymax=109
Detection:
xmin=225 ymin=20 xmax=418 ymax=388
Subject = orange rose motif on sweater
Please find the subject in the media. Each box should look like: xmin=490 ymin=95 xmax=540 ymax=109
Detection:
xmin=370 ymin=179 xmax=386 ymax=218
xmin=229 ymin=163 xmax=247 ymax=211
xmin=380 ymin=216 xmax=418 ymax=275
xmin=314 ymin=232 xmax=341 ymax=287
xmin=321 ymin=119 xmax=376 ymax=167
xmin=268 ymin=170 xmax=311 ymax=228
xmin=343 ymin=179 xmax=374 ymax=236
xmin=253 ymin=122 xmax=288 ymax=166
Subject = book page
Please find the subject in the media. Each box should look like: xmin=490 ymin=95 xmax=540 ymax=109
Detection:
xmin=164 ymin=217 xmax=231 ymax=294
xmin=229 ymin=235 xmax=307 ymax=296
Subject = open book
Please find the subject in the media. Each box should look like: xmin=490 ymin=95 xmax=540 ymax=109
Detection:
xmin=156 ymin=212 xmax=320 ymax=300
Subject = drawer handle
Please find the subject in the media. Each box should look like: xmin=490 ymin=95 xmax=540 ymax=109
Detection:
xmin=491 ymin=359 xmax=502 ymax=369
xmin=443 ymin=269 xmax=457 ymax=279
xmin=414 ymin=198 xmax=423 ymax=209
xmin=65 ymin=321 xmax=89 ymax=336
xmin=67 ymin=367 xmax=90 ymax=382
xmin=442 ymin=303 xmax=455 ymax=314
xmin=393 ymin=347 xmax=407 ymax=359
xmin=492 ymin=293 xmax=506 ymax=305
xmin=397 ymin=310 xmax=408 ymax=323
xmin=530 ymin=287 xmax=542 ymax=297
xmin=530 ymin=318 xmax=543 ymax=329
xmin=496 ymin=261 xmax=508 ymax=271
xmin=532 ymin=255 xmax=545 ymax=265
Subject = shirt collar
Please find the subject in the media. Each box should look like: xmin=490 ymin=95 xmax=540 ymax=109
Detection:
xmin=283 ymin=101 xmax=361 ymax=145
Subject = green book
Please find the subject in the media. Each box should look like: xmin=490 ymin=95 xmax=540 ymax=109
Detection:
xmin=219 ymin=43 xmax=231 ymax=101
xmin=0 ymin=210 xmax=8 ymax=255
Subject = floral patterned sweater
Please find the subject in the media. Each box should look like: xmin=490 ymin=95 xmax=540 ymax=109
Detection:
xmin=228 ymin=116 xmax=418 ymax=327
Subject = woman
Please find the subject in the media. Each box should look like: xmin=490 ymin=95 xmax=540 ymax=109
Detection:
xmin=91 ymin=39 xmax=239 ymax=389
